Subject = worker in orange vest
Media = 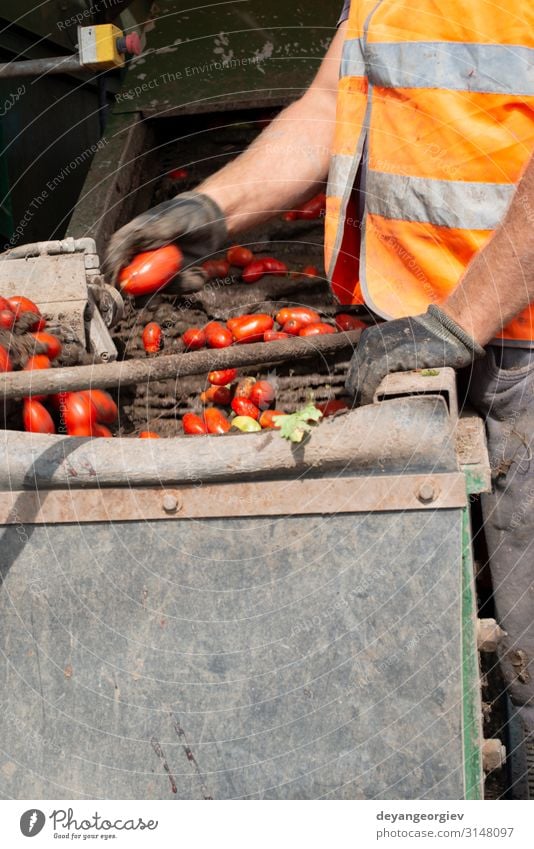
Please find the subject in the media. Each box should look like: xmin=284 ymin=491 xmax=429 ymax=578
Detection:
xmin=106 ymin=3 xmax=534 ymax=744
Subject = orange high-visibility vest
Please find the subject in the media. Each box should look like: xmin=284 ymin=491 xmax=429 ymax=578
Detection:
xmin=325 ymin=1 xmax=534 ymax=343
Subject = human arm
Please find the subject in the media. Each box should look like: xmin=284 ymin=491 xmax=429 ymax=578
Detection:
xmin=441 ymin=151 xmax=534 ymax=345
xmin=104 ymin=24 xmax=346 ymax=282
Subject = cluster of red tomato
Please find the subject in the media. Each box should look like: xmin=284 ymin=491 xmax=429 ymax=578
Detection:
xmin=24 ymin=384 xmax=159 ymax=438
xmin=175 ymin=306 xmax=365 ymax=354
xmin=0 ymin=294 xmax=119 ymax=436
xmin=117 ymin=237 xmax=322 ymax=304
xmin=201 ymin=244 xmax=288 ymax=285
xmin=182 ymin=372 xmax=283 ymax=435
xmin=0 ymin=294 xmax=51 ymax=373
xmin=24 ymin=389 xmax=118 ymax=437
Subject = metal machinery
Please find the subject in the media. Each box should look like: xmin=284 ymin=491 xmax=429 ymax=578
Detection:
xmin=0 ymin=1 xmax=512 ymax=799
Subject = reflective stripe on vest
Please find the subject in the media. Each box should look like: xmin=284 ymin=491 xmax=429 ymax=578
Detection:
xmin=325 ymin=0 xmax=534 ymax=343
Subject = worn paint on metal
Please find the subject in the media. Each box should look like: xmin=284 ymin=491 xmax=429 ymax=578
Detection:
xmin=461 ymin=505 xmax=484 ymax=799
xmin=114 ymin=0 xmax=337 ymax=116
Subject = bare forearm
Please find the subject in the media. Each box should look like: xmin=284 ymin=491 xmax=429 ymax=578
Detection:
xmin=199 ymin=94 xmax=333 ymax=235
xmin=197 ymin=23 xmax=346 ymax=237
xmin=443 ymin=152 xmax=534 ymax=345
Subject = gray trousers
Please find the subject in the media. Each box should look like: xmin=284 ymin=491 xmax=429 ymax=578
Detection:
xmin=468 ymin=346 xmax=534 ymax=728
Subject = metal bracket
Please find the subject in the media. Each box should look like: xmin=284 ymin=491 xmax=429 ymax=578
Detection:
xmin=373 ymin=367 xmax=459 ymax=421
xmin=0 ymin=238 xmax=120 ymax=362
xmin=0 ymin=472 xmax=467 ymax=525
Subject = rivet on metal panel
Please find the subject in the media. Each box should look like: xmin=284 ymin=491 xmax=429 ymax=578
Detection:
xmin=416 ymin=481 xmax=437 ymax=504
xmin=162 ymin=493 xmax=181 ymax=514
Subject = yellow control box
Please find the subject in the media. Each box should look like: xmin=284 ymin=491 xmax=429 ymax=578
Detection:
xmin=78 ymin=24 xmax=125 ymax=71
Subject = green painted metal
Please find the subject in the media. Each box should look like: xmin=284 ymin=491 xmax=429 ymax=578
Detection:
xmin=115 ymin=0 xmax=338 ymax=115
xmin=464 ymin=467 xmax=491 ymax=496
xmin=0 ymin=1 xmax=85 ymax=52
xmin=461 ymin=502 xmax=484 ymax=799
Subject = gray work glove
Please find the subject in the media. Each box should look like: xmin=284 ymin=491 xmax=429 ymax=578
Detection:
xmin=103 ymin=192 xmax=227 ymax=293
xmin=346 ymin=304 xmax=486 ymax=405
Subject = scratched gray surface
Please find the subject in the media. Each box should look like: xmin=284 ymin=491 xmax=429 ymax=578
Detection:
xmin=0 ymin=509 xmax=465 ymax=799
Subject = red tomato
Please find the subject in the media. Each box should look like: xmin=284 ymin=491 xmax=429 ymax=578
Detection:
xmin=202 ymin=259 xmax=230 ymax=279
xmin=205 ymin=322 xmax=233 ymax=349
xmin=8 ymin=295 xmax=40 ymax=317
xmin=261 ymin=258 xmax=288 ymax=275
xmin=335 ymin=313 xmax=367 ymax=332
xmin=182 ymin=327 xmax=206 ymax=350
xmin=183 ymin=413 xmax=209 ymax=435
xmin=8 ymin=295 xmax=43 ymax=330
xmin=259 ymin=409 xmax=285 ymax=429
xmin=295 ymin=192 xmax=326 ymax=220
xmin=242 ymin=258 xmax=287 ymax=283
xmin=49 ymin=391 xmax=68 ymax=410
xmin=299 ymin=323 xmax=337 ymax=337
xmin=317 ymin=399 xmax=350 ymax=417
xmin=142 ymin=321 xmax=163 ymax=354
xmin=67 ymin=425 xmax=94 ymax=437
xmin=31 ymin=331 xmax=62 ymax=360
xmin=119 ymin=245 xmax=183 ymax=297
xmin=22 ymin=398 xmax=55 ymax=434
xmin=208 ymin=368 xmax=237 ymax=386
xmin=227 ymin=245 xmax=253 ymax=267
xmin=63 ymin=392 xmax=98 ymax=435
xmin=231 ymin=396 xmax=260 ymax=419
xmin=282 ymin=318 xmax=305 ymax=335
xmin=0 ymin=309 xmax=15 ymax=329
xmin=92 ymin=423 xmax=113 ymax=437
xmin=276 ymin=306 xmax=320 ymax=326
xmin=228 ymin=314 xmax=274 ymax=344
xmin=203 ymin=408 xmax=231 ymax=434
xmin=83 ymin=389 xmax=118 ymax=424
xmin=264 ymin=330 xmax=289 ymax=342
xmin=139 ymin=430 xmax=160 ymax=438
xmin=23 ymin=354 xmax=50 ymax=398
xmin=24 ymin=354 xmax=50 ymax=371
xmin=169 ymin=167 xmax=188 ymax=180
xmin=200 ymin=385 xmax=232 ymax=405
xmin=234 ymin=376 xmax=256 ymax=398
xmin=0 ymin=296 xmax=13 ymax=312
xmin=249 ymin=380 xmax=275 ymax=410
xmin=0 ymin=345 xmax=12 ymax=372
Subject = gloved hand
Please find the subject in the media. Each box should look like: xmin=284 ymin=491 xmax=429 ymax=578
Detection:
xmin=346 ymin=304 xmax=486 ymax=405
xmin=103 ymin=192 xmax=227 ymax=293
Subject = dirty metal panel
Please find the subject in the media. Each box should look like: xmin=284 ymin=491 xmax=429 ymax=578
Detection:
xmin=115 ymin=1 xmax=338 ymax=116
xmin=0 ymin=507 xmax=470 ymax=799
xmin=0 ymin=253 xmax=87 ymax=340
xmin=456 ymin=413 xmax=492 ymax=495
xmin=0 ymin=473 xmax=468 ymax=524
xmin=374 ymin=367 xmax=459 ymax=421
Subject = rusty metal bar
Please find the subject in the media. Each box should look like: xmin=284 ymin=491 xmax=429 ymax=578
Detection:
xmin=0 ymin=56 xmax=83 ymax=79
xmin=0 ymin=330 xmax=361 ymax=400
xmin=0 ymin=472 xmax=467 ymax=524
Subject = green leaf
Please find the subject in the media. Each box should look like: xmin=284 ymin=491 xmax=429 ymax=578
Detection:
xmin=273 ymin=403 xmax=323 ymax=444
